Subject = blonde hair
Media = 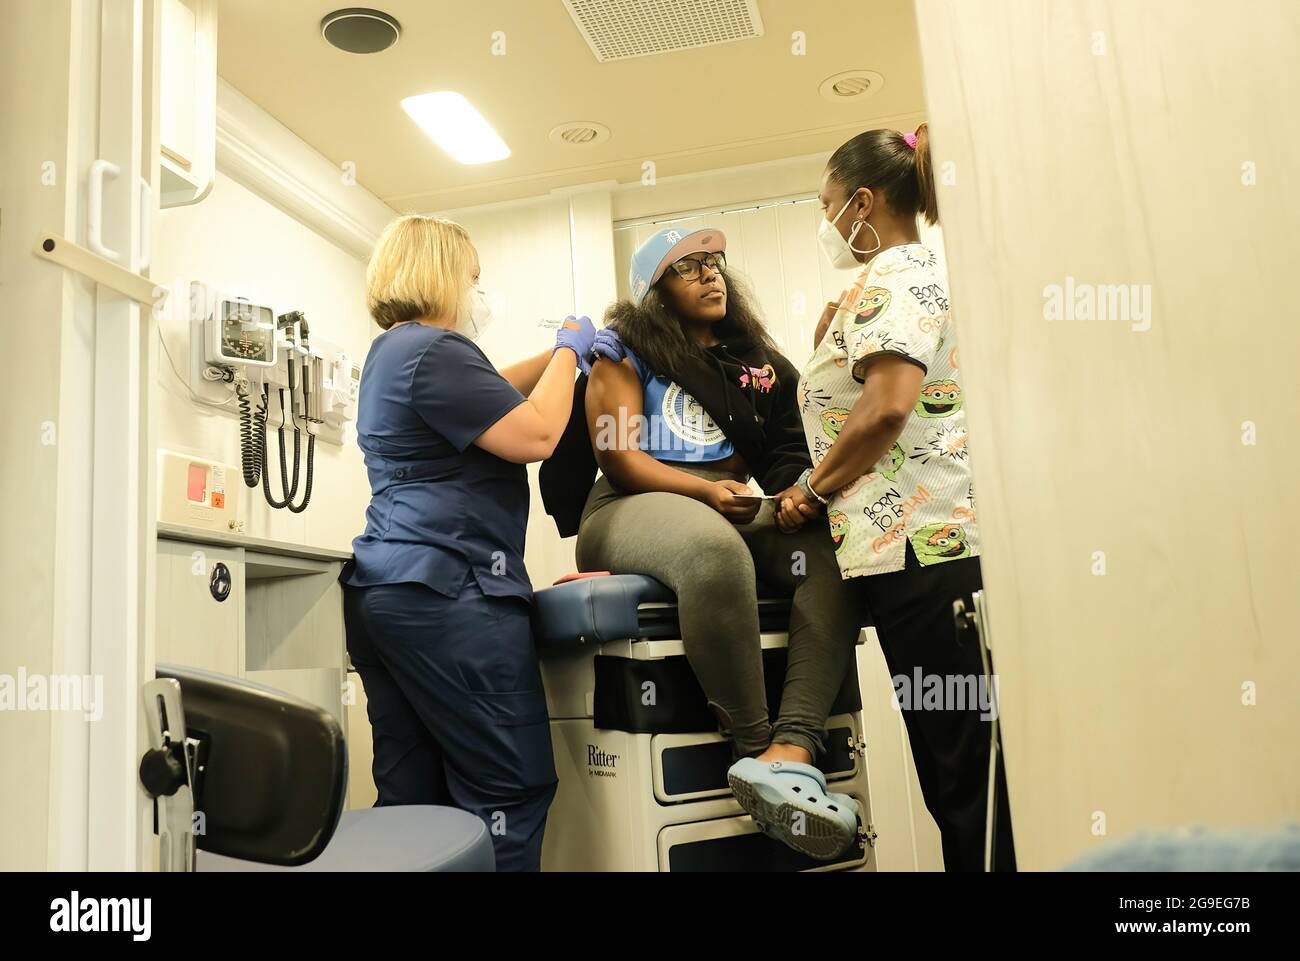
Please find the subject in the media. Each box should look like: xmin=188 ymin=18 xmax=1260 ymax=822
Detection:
xmin=365 ymin=215 xmax=474 ymax=330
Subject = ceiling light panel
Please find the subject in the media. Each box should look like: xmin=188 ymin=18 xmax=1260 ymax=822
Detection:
xmin=400 ymin=92 xmax=511 ymax=165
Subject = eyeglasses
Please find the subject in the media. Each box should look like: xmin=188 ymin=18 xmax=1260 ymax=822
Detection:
xmin=668 ymin=252 xmax=726 ymax=281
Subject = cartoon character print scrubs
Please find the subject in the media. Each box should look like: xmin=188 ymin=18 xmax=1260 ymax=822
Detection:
xmin=799 ymin=243 xmax=979 ymax=576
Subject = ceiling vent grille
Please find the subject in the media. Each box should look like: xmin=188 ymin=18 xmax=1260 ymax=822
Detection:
xmin=818 ymin=70 xmax=886 ymax=104
xmin=563 ymin=0 xmax=764 ymax=63
xmin=550 ymin=121 xmax=612 ymax=146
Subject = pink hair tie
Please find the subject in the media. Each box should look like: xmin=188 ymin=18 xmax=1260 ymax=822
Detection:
xmin=903 ymin=132 xmax=918 ymax=150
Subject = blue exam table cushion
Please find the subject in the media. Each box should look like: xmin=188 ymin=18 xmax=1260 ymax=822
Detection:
xmin=532 ymin=573 xmax=675 ymax=647
xmin=532 ymin=573 xmax=797 ymax=647
xmin=197 ymin=805 xmax=495 ymax=872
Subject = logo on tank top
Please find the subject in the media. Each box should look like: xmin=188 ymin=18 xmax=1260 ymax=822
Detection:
xmin=661 ymin=383 xmax=724 ymax=447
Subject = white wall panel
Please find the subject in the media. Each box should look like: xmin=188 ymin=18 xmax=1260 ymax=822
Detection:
xmin=915 ymin=0 xmax=1300 ymax=869
xmin=153 ymin=174 xmax=372 ymax=553
xmin=449 ymin=196 xmax=589 ymax=588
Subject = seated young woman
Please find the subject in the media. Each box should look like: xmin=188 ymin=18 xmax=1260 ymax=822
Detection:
xmin=577 ymin=226 xmax=862 ymax=859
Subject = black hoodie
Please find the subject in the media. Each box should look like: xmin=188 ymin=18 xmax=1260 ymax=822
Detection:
xmin=540 ymin=334 xmax=812 ymax=537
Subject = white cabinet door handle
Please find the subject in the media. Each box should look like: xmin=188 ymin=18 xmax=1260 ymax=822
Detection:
xmin=87 ymin=158 xmax=122 ymax=262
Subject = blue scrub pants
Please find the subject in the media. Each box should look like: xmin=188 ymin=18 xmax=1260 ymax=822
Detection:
xmin=343 ymin=577 xmax=558 ymax=872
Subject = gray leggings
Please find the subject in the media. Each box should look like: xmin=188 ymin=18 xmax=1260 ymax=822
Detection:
xmin=575 ymin=466 xmax=861 ymax=759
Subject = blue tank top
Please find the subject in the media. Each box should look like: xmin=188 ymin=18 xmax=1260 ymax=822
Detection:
xmin=625 ymin=347 xmax=735 ymax=464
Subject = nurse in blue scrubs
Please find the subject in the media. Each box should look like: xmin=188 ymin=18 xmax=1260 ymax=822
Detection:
xmin=340 ymin=215 xmax=595 ymax=871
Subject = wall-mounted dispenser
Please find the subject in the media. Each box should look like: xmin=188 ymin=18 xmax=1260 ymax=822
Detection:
xmin=157 ymin=451 xmax=240 ymax=532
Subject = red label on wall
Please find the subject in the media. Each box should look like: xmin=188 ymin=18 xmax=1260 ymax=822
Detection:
xmin=187 ymin=463 xmax=207 ymax=503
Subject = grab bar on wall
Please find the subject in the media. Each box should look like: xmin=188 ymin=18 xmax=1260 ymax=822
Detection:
xmin=34 ymin=233 xmax=169 ymax=310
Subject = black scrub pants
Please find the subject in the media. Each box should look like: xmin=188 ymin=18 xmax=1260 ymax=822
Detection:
xmin=854 ymin=544 xmax=1016 ymax=872
xmin=342 ymin=576 xmax=558 ymax=872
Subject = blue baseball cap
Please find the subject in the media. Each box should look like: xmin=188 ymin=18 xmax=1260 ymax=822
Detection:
xmin=628 ymin=227 xmax=727 ymax=305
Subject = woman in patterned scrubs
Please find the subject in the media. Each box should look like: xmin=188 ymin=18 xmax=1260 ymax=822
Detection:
xmin=778 ymin=124 xmax=1016 ymax=871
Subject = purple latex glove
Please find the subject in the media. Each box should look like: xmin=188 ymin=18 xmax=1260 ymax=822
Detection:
xmin=553 ymin=315 xmax=596 ymax=374
xmin=591 ymin=327 xmax=626 ymax=366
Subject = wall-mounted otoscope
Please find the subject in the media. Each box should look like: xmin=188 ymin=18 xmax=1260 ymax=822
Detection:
xmin=200 ymin=296 xmax=353 ymax=515
xmin=257 ymin=311 xmax=317 ymax=513
xmin=192 ymin=295 xmax=358 ymax=517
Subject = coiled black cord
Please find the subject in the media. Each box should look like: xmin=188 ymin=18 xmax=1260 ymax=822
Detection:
xmin=236 ymin=379 xmax=265 ymax=487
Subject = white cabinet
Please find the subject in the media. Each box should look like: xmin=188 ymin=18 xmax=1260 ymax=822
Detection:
xmin=155 ymin=539 xmax=243 ymax=676
xmin=154 ymin=530 xmax=350 ymax=727
xmin=158 ymin=0 xmax=216 ymax=206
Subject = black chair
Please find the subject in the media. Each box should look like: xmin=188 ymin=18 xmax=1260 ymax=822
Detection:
xmin=140 ymin=664 xmax=494 ymax=872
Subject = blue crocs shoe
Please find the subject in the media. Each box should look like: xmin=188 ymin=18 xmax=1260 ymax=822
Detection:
xmin=727 ymin=757 xmax=861 ymax=860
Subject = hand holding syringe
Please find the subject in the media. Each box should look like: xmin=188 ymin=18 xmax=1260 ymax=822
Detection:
xmin=539 ymin=317 xmax=626 ymax=367
xmin=534 ymin=316 xmax=632 ymax=375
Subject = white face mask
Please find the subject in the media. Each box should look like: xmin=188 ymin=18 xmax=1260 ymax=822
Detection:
xmin=818 ymin=196 xmax=881 ymax=269
xmin=456 ymin=285 xmax=494 ymax=340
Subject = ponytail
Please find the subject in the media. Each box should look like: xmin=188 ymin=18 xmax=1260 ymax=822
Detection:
xmin=912 ymin=123 xmax=938 ymax=226
xmin=826 ymin=123 xmax=940 ymax=226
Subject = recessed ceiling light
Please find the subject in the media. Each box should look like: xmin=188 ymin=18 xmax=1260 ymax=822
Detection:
xmin=401 ymin=92 xmax=511 ymax=165
xmin=819 ymin=70 xmax=885 ymax=103
xmin=321 ymin=8 xmax=401 ymax=54
xmin=549 ymin=121 xmax=612 ymax=147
